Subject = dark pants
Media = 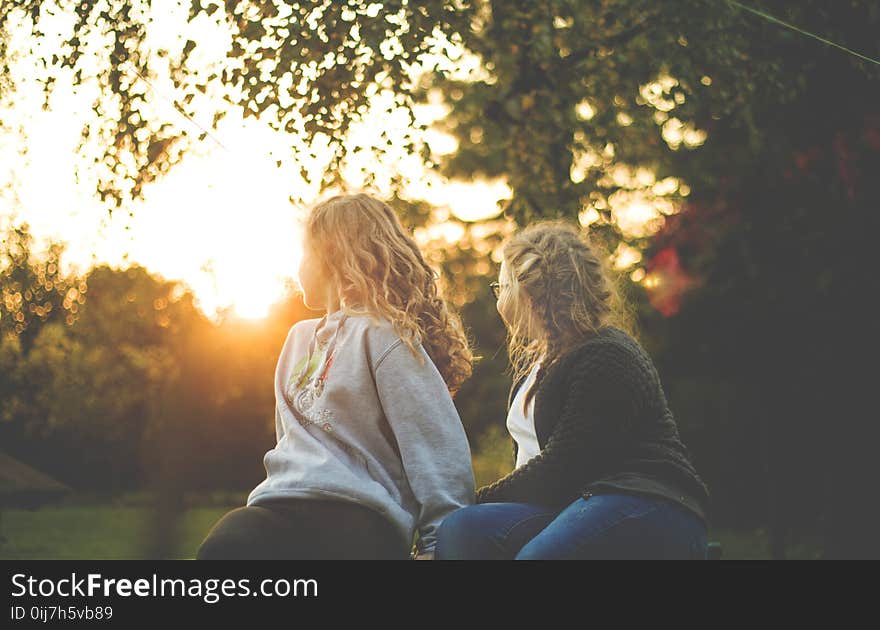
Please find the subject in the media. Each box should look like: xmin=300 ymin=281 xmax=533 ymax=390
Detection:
xmin=196 ymin=498 xmax=410 ymax=560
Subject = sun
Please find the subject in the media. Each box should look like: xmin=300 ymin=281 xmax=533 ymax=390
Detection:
xmin=220 ymin=256 xmax=299 ymax=321
xmin=118 ymin=120 xmax=307 ymax=321
xmin=3 ymin=34 xmax=512 ymax=325
xmin=232 ymin=297 xmax=275 ymax=320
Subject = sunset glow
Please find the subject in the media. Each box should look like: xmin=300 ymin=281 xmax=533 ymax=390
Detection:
xmin=0 ymin=3 xmax=686 ymax=321
xmin=0 ymin=6 xmax=509 ymax=321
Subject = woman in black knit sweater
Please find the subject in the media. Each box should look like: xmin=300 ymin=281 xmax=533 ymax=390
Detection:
xmin=435 ymin=221 xmax=711 ymax=560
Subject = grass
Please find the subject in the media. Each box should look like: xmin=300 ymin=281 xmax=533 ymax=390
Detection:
xmin=0 ymin=505 xmax=232 ymax=560
xmin=0 ymin=492 xmax=250 ymax=560
xmin=1 ymin=496 xmax=822 ymax=560
xmin=710 ymin=529 xmax=822 ymax=560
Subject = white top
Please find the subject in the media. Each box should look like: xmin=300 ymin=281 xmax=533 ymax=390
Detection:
xmin=506 ymin=361 xmax=542 ymax=469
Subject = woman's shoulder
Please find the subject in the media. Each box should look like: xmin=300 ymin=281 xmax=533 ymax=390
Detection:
xmin=566 ymin=326 xmax=645 ymax=358
xmin=340 ymin=310 xmax=396 ymax=339
xmin=555 ymin=326 xmax=655 ymax=383
xmin=287 ymin=316 xmax=322 ymax=339
xmin=339 ymin=311 xmax=424 ymax=367
xmin=287 ymin=309 xmax=392 ymax=339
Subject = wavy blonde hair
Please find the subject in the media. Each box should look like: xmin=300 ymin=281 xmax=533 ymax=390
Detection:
xmin=500 ymin=220 xmax=635 ymax=411
xmin=305 ymin=193 xmax=473 ymax=395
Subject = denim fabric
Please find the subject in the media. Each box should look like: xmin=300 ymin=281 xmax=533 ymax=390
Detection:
xmin=435 ymin=493 xmax=708 ymax=560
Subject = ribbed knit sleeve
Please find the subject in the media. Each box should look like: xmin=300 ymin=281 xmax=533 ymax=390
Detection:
xmin=475 ymin=339 xmax=645 ymax=507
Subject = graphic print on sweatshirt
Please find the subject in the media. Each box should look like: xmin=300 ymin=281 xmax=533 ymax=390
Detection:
xmin=286 ymin=341 xmax=337 ymax=434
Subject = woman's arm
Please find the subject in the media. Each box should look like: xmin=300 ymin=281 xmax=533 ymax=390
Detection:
xmin=373 ymin=341 xmax=476 ymax=555
xmin=273 ymin=405 xmax=284 ymax=442
xmin=272 ymin=323 xmax=302 ymax=442
xmin=476 ymin=342 xmax=642 ymax=506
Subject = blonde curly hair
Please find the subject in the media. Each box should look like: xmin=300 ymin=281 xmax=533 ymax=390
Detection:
xmin=305 ymin=193 xmax=473 ymax=395
xmin=500 ymin=220 xmax=636 ymax=412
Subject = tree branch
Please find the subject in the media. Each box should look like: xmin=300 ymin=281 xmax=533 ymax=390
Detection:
xmin=564 ymin=14 xmax=661 ymax=69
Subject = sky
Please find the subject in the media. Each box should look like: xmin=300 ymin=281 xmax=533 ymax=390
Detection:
xmin=0 ymin=2 xmax=511 ymax=320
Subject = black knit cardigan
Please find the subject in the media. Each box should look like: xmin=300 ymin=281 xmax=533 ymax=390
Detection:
xmin=475 ymin=326 xmax=711 ymax=526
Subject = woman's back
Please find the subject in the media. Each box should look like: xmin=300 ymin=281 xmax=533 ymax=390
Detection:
xmin=483 ymin=326 xmax=710 ymax=525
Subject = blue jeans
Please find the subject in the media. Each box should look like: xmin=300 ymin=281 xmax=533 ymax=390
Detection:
xmin=435 ymin=493 xmax=708 ymax=560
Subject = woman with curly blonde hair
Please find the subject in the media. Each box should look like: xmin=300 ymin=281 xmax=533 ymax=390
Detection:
xmin=435 ymin=220 xmax=711 ymax=559
xmin=197 ymin=193 xmax=475 ymax=560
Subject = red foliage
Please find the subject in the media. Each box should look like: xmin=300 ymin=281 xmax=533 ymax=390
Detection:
xmin=644 ymin=247 xmax=698 ymax=317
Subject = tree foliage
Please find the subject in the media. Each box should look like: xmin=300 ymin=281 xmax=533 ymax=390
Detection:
xmin=0 ymin=219 xmax=79 ymax=354
xmin=0 ymin=0 xmax=476 ymax=207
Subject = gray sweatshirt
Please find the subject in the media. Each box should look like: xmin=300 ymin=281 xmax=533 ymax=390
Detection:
xmin=247 ymin=308 xmax=475 ymax=554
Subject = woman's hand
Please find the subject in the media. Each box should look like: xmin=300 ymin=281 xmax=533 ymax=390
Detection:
xmin=412 ymin=552 xmax=435 ymax=560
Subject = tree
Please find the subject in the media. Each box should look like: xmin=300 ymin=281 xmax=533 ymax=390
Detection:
xmin=625 ymin=6 xmax=878 ymax=557
xmin=0 ymin=219 xmax=79 ymax=355
xmin=3 ymin=2 xmax=876 ymax=233
xmin=0 ymin=0 xmax=476 ymax=208
xmin=644 ymin=78 xmax=880 ymax=558
xmin=0 ymin=262 xmax=209 ymax=490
